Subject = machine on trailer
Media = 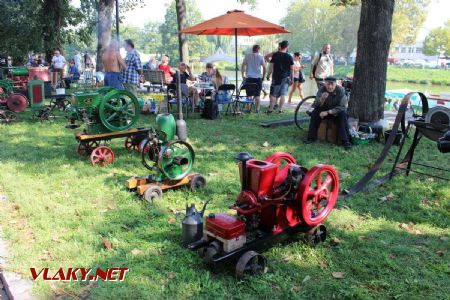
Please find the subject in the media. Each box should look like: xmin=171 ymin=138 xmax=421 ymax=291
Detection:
xmin=126 ymin=113 xmax=205 ymax=202
xmin=67 ymin=87 xmax=145 ymax=166
xmin=186 ymin=151 xmax=339 ymax=278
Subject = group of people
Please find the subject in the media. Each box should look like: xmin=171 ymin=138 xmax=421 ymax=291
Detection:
xmin=246 ymin=40 xmax=350 ymax=149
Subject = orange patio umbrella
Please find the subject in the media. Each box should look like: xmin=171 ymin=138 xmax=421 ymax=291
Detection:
xmin=180 ymin=10 xmax=290 ymax=92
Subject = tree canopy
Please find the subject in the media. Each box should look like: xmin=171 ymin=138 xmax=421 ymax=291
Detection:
xmin=423 ymin=20 xmax=450 ymax=57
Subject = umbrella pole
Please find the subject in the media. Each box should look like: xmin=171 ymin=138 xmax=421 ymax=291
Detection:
xmin=235 ymin=29 xmax=238 ymax=95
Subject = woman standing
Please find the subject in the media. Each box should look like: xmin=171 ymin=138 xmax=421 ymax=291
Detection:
xmin=288 ymin=52 xmax=306 ymax=103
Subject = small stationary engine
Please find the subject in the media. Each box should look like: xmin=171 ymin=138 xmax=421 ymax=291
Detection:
xmin=189 ymin=152 xmax=339 ymax=278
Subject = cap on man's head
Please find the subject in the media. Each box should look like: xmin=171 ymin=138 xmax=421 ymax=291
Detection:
xmin=325 ymin=76 xmax=337 ymax=82
xmin=279 ymin=40 xmax=289 ymax=49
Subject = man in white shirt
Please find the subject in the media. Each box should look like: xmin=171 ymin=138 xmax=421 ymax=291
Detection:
xmin=241 ymin=44 xmax=266 ymax=112
xmin=309 ymin=43 xmax=334 ymax=89
xmin=51 ymin=49 xmax=66 ymax=87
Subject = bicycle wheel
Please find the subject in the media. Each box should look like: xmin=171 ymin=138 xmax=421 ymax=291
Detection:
xmin=294 ymin=95 xmax=315 ymax=129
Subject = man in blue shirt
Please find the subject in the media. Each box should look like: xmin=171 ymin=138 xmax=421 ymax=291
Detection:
xmin=64 ymin=59 xmax=80 ymax=89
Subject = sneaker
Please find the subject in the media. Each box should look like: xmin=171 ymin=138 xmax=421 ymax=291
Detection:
xmin=304 ymin=139 xmax=316 ymax=144
xmin=343 ymin=141 xmax=352 ymax=150
xmin=266 ymin=110 xmax=273 ymax=114
xmin=278 ymin=110 xmax=284 ymax=114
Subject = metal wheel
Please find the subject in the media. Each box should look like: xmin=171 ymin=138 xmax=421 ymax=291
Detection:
xmin=235 ymin=251 xmax=268 ymax=279
xmin=305 ymin=224 xmax=327 ymax=245
xmin=7 ymin=93 xmax=28 ymax=113
xmin=0 ymin=110 xmax=16 ymax=123
xmin=294 ymin=95 xmax=315 ymax=129
xmin=50 ymin=98 xmax=71 ymax=111
xmin=77 ymin=141 xmax=99 ymax=156
xmin=141 ymin=138 xmax=160 ymax=170
xmin=190 ymin=174 xmax=206 ymax=191
xmin=158 ymin=140 xmax=195 ymax=180
xmin=90 ymin=146 xmax=115 ymax=166
xmin=124 ymin=136 xmax=138 ymax=152
xmin=143 ymin=184 xmax=163 ymax=203
xmin=199 ymin=241 xmax=221 ymax=265
xmin=98 ymin=89 xmax=140 ymax=132
xmin=39 ymin=110 xmax=55 ymax=122
xmin=299 ymin=165 xmax=339 ymax=226
xmin=265 ymin=152 xmax=297 ymax=187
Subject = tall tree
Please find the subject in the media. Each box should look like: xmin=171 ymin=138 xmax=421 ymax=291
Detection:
xmin=423 ymin=20 xmax=450 ymax=57
xmin=334 ymin=0 xmax=395 ymax=122
xmin=391 ymin=0 xmax=430 ymax=45
xmin=175 ymin=0 xmax=189 ymax=63
xmin=159 ymin=0 xmax=212 ymax=65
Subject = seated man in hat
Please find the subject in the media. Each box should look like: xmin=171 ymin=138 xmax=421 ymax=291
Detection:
xmin=304 ymin=76 xmax=352 ymax=150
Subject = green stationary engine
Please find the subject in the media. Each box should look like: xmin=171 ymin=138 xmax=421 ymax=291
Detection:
xmin=67 ymin=87 xmax=140 ymax=134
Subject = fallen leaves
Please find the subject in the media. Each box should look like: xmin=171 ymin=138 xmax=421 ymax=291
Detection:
xmin=332 ymin=272 xmax=345 ymax=279
xmin=436 ymin=250 xmax=444 ymax=257
xmin=168 ymin=218 xmax=176 ymax=224
xmin=167 ymin=271 xmax=176 ymax=279
xmin=302 ymin=275 xmax=311 ymax=284
xmin=291 ymin=286 xmax=301 ymax=292
xmin=398 ymin=222 xmax=415 ymax=232
xmin=131 ymin=249 xmax=143 ymax=256
xmin=330 ymin=237 xmax=342 ymax=246
xmin=378 ymin=192 xmax=395 ymax=204
xmin=103 ymin=239 xmax=113 ymax=250
xmin=121 ymin=224 xmax=132 ymax=231
xmin=262 ymin=141 xmax=270 ymax=147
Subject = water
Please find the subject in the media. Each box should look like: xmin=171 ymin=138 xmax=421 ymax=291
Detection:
xmin=221 ymin=70 xmax=450 ymax=95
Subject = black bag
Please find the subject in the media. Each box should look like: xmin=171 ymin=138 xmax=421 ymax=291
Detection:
xmin=201 ymin=99 xmax=219 ymax=120
xmin=311 ymin=53 xmax=322 ymax=78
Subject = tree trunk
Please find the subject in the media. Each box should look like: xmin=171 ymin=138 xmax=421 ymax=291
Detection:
xmin=96 ymin=0 xmax=114 ymax=71
xmin=175 ymin=0 xmax=189 ymax=64
xmin=42 ymin=0 xmax=64 ymax=63
xmin=348 ymin=0 xmax=395 ymax=122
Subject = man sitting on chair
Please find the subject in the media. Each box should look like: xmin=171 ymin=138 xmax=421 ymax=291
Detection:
xmin=304 ymin=76 xmax=352 ymax=150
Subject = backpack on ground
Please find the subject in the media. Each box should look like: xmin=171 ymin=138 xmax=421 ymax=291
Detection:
xmin=201 ymin=99 xmax=219 ymax=120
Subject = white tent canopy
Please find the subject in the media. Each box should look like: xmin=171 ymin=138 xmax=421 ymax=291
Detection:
xmin=200 ymin=48 xmax=238 ymax=64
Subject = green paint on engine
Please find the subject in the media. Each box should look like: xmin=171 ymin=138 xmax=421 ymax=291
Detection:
xmin=156 ymin=114 xmax=176 ymax=142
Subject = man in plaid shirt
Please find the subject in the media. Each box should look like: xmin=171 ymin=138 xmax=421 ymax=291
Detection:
xmin=121 ymin=39 xmax=143 ymax=95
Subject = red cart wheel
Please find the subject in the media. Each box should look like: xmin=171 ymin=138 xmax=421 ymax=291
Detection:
xmin=77 ymin=141 xmax=99 ymax=156
xmin=90 ymin=146 xmax=114 ymax=166
xmin=299 ymin=164 xmax=339 ymax=226
xmin=7 ymin=93 xmax=28 ymax=113
xmin=124 ymin=136 xmax=138 ymax=152
xmin=265 ymin=152 xmax=297 ymax=187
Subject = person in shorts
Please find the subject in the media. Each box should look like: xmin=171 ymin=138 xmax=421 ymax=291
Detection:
xmin=288 ymin=52 xmax=306 ymax=103
xmin=241 ymin=44 xmax=266 ymax=112
xmin=266 ymin=40 xmax=294 ymax=113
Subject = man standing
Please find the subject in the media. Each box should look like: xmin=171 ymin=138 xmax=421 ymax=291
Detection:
xmin=121 ymin=39 xmax=143 ymax=95
xmin=304 ymin=77 xmax=352 ymax=150
xmin=266 ymin=40 xmax=294 ymax=113
xmin=310 ymin=43 xmax=334 ymax=89
xmin=241 ymin=44 xmax=266 ymax=113
xmin=102 ymin=40 xmax=127 ymax=90
xmin=51 ymin=49 xmax=66 ymax=87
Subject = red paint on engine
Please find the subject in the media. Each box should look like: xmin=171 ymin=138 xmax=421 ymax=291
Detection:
xmin=205 ymin=213 xmax=245 ymax=239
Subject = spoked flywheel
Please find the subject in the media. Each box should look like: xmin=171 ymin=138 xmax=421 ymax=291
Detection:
xmin=90 ymin=146 xmax=115 ymax=166
xmin=77 ymin=141 xmax=99 ymax=156
xmin=265 ymin=152 xmax=298 ymax=186
xmin=141 ymin=138 xmax=161 ymax=171
xmin=158 ymin=140 xmax=194 ymax=180
xmin=298 ymin=164 xmax=339 ymax=226
xmin=99 ymin=89 xmax=140 ymax=132
xmin=7 ymin=93 xmax=28 ymax=113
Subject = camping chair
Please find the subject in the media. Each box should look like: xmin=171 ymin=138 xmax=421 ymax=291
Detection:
xmin=233 ymin=81 xmax=258 ymax=114
xmin=215 ymin=84 xmax=235 ymax=115
xmin=166 ymin=83 xmax=192 ymax=118
xmin=143 ymin=70 xmax=167 ymax=92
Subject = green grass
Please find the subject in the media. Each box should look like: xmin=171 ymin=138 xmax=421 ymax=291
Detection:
xmin=301 ymin=65 xmax=450 ymax=86
xmin=0 ymin=108 xmax=449 ymax=299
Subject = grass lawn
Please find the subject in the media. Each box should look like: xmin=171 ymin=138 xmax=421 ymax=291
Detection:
xmin=0 ymin=107 xmax=449 ymax=299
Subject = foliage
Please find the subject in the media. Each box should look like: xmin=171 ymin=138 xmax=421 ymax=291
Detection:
xmin=282 ymin=0 xmax=360 ymax=59
xmin=423 ymin=20 xmax=450 ymax=57
xmin=0 ymin=110 xmax=448 ymax=299
xmin=159 ymin=0 xmax=213 ymax=64
xmin=391 ymin=0 xmax=430 ymax=45
xmin=120 ymin=22 xmax=162 ymax=55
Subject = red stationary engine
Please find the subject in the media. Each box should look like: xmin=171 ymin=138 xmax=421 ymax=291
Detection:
xmin=191 ymin=152 xmax=339 ymax=278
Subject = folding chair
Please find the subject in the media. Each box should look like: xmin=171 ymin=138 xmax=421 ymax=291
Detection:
xmin=215 ymin=84 xmax=235 ymax=115
xmin=166 ymin=83 xmax=192 ymax=118
xmin=233 ymin=81 xmax=258 ymax=114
